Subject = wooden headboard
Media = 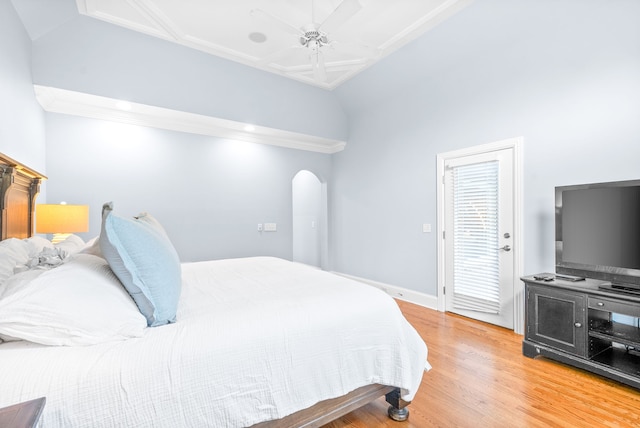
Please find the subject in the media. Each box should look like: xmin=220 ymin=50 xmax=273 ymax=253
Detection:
xmin=0 ymin=152 xmax=47 ymax=240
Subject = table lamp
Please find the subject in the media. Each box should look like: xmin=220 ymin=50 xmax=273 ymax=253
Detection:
xmin=36 ymin=203 xmax=89 ymax=244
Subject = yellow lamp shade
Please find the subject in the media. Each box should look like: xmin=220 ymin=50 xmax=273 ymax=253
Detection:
xmin=36 ymin=204 xmax=89 ymax=236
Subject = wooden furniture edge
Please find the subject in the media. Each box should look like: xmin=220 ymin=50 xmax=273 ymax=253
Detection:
xmin=0 ymin=152 xmax=46 ymax=180
xmin=251 ymin=384 xmax=408 ymax=427
xmin=0 ymin=152 xmax=46 ymax=240
xmin=0 ymin=397 xmax=46 ymax=428
xmin=522 ymin=278 xmax=640 ymax=390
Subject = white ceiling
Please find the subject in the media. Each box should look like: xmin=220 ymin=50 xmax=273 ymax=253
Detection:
xmin=75 ymin=0 xmax=471 ymax=90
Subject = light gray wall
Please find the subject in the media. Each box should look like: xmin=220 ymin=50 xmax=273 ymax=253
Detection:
xmin=29 ymin=7 xmax=348 ymax=141
xmin=44 ymin=113 xmax=332 ymax=262
xmin=5 ymin=0 xmax=640 ymax=294
xmin=4 ymin=0 xmax=339 ymax=263
xmin=332 ymin=0 xmax=640 ymax=295
xmin=0 ymin=1 xmax=47 ymax=175
xmin=1 ymin=2 xmax=334 ymax=264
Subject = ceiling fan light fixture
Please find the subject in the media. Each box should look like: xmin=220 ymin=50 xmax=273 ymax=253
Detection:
xmin=253 ymin=0 xmax=363 ymax=84
xmin=300 ymin=30 xmax=328 ymax=48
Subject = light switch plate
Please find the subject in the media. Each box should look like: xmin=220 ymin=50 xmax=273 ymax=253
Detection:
xmin=264 ymin=223 xmax=277 ymax=232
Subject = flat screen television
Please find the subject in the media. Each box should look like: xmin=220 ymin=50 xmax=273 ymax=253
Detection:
xmin=556 ymin=179 xmax=640 ymax=294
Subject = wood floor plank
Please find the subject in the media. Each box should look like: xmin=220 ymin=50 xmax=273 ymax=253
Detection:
xmin=323 ymin=300 xmax=640 ymax=427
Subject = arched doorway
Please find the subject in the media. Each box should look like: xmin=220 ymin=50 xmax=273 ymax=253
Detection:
xmin=292 ymin=170 xmax=328 ymax=269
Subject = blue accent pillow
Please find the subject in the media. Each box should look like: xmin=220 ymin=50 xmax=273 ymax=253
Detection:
xmin=99 ymin=202 xmax=181 ymax=327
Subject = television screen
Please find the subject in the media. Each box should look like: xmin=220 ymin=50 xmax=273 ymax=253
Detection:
xmin=562 ymin=186 xmax=640 ymax=270
xmin=556 ymin=180 xmax=640 ymax=287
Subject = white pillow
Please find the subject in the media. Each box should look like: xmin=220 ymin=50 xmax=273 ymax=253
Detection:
xmin=80 ymin=236 xmax=103 ymax=258
xmin=0 ymin=254 xmax=147 ymax=346
xmin=54 ymin=234 xmax=85 ymax=256
xmin=0 ymin=238 xmax=30 ymax=286
xmin=24 ymin=235 xmax=54 ymax=256
xmin=0 ymin=237 xmax=30 ymax=258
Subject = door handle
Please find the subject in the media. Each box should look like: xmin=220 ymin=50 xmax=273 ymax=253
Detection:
xmin=496 ymin=245 xmax=511 ymax=252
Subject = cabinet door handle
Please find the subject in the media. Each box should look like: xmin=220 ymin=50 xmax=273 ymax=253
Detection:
xmin=597 ymin=302 xmax=604 ymax=307
xmin=574 ymin=322 xmax=582 ymax=328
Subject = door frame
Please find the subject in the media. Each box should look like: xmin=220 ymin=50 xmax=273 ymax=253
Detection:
xmin=436 ymin=137 xmax=525 ymax=334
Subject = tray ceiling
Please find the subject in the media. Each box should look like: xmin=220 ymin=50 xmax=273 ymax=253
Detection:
xmin=75 ymin=0 xmax=471 ymax=90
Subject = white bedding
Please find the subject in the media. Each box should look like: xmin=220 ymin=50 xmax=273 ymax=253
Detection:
xmin=0 ymin=257 xmax=429 ymax=427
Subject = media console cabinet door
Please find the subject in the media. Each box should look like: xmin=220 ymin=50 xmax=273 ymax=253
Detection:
xmin=526 ymin=284 xmax=587 ymax=357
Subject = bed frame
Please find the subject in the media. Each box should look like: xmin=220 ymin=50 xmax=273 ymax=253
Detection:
xmin=0 ymin=151 xmax=411 ymax=427
xmin=253 ymin=385 xmax=410 ymax=427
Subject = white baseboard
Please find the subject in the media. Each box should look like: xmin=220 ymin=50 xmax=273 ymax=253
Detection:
xmin=332 ymin=271 xmax=439 ymax=311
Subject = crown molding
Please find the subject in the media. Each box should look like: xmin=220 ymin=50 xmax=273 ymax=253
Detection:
xmin=34 ymin=85 xmax=346 ymax=154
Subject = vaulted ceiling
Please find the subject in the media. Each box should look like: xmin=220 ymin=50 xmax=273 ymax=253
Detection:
xmin=10 ymin=0 xmax=472 ymax=152
xmin=74 ymin=0 xmax=471 ymax=89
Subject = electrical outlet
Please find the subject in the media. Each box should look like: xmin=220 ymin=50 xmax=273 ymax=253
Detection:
xmin=257 ymin=223 xmax=263 ymax=232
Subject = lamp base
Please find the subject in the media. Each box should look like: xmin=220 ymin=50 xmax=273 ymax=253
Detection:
xmin=51 ymin=233 xmax=72 ymax=244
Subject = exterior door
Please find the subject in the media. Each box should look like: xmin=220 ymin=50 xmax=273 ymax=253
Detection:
xmin=442 ymin=147 xmax=515 ymax=329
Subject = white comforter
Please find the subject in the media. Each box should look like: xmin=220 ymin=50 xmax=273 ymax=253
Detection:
xmin=0 ymin=257 xmax=429 ymax=427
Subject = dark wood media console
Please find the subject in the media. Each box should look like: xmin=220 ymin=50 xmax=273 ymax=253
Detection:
xmin=523 ymin=274 xmax=640 ymax=389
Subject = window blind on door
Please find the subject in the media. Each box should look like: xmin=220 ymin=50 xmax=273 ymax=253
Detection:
xmin=452 ymin=160 xmax=500 ymax=314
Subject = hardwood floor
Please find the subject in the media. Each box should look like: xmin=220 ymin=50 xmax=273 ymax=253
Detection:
xmin=323 ymin=300 xmax=640 ymax=428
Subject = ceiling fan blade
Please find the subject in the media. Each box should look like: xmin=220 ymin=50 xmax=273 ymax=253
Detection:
xmin=318 ymin=0 xmax=362 ymax=35
xmin=251 ymin=9 xmax=304 ymax=37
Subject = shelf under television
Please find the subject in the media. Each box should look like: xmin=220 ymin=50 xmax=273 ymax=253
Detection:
xmin=589 ymin=321 xmax=640 ymax=350
xmin=589 ymin=346 xmax=640 ymax=378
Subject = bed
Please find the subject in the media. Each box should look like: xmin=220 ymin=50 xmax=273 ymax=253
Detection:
xmin=0 ymin=152 xmax=430 ymax=427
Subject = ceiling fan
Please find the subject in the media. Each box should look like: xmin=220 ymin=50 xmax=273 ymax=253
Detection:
xmin=251 ymin=0 xmax=371 ymax=82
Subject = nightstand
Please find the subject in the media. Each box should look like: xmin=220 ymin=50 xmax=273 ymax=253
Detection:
xmin=0 ymin=397 xmax=46 ymax=428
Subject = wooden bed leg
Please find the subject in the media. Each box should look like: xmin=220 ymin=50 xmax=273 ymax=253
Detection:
xmin=385 ymin=388 xmax=410 ymax=422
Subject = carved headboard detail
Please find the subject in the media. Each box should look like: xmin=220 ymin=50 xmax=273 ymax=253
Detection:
xmin=0 ymin=152 xmax=47 ymax=240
